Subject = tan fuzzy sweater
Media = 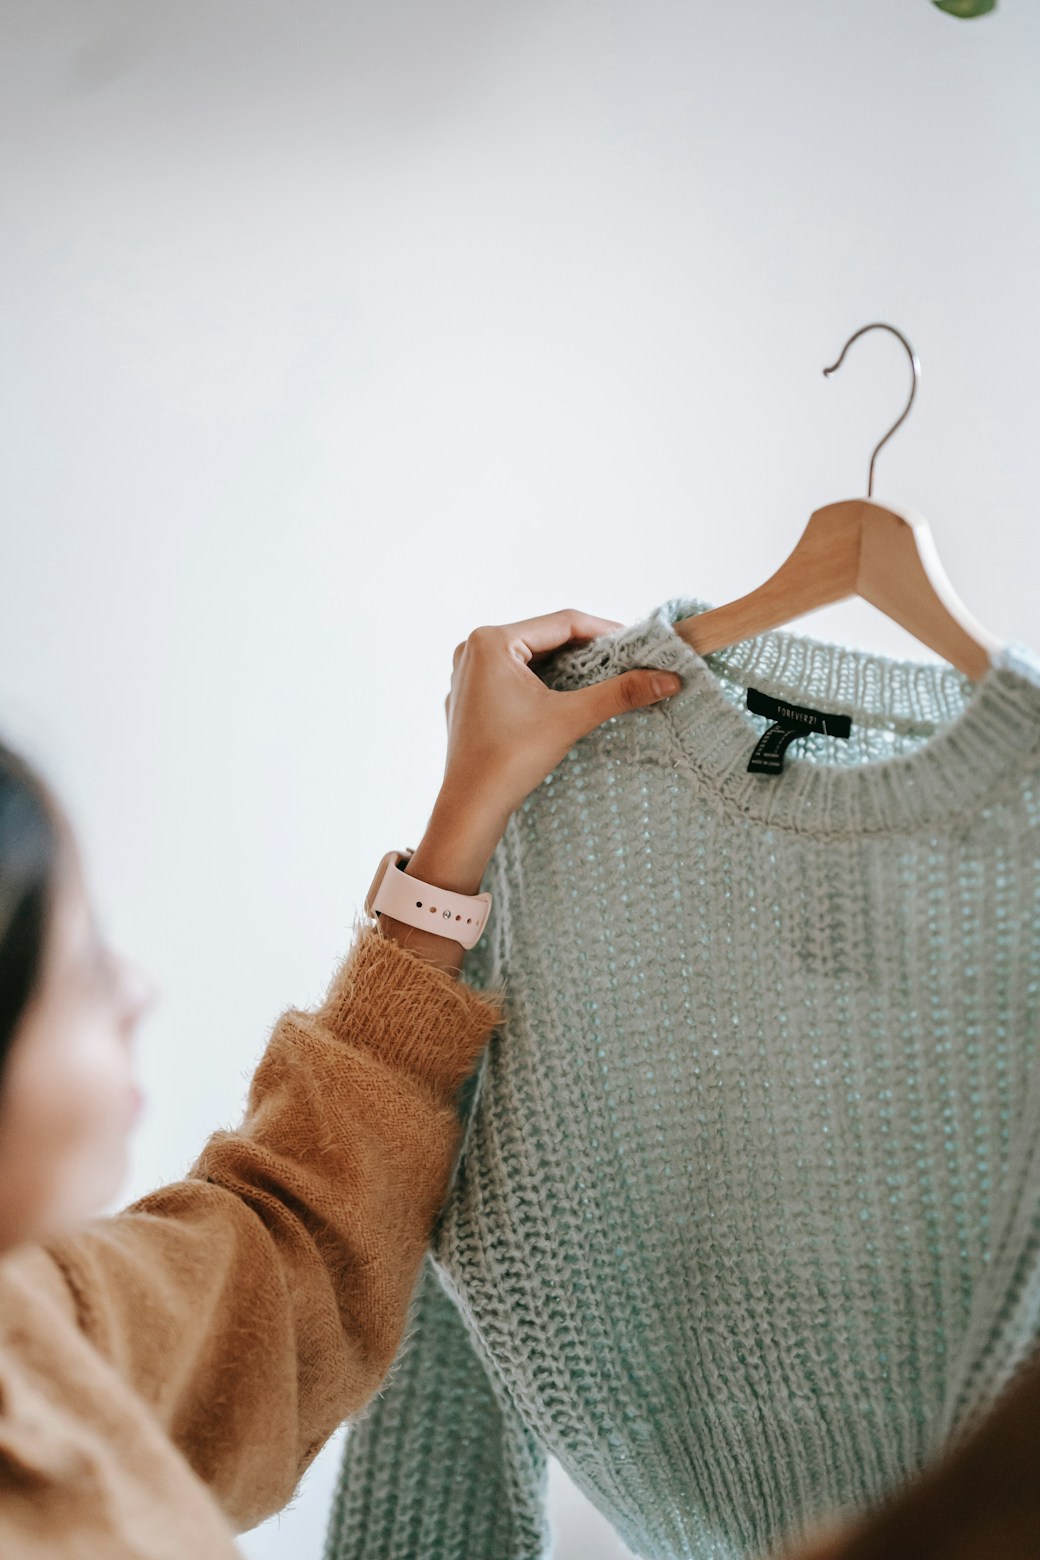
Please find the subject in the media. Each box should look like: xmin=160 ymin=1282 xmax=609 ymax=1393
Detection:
xmin=0 ymin=920 xmax=505 ymax=1558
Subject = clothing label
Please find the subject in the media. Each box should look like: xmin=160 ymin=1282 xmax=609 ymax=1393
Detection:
xmin=745 ymin=686 xmax=852 ymax=776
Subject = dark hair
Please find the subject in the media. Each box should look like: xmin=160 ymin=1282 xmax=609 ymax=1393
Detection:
xmin=0 ymin=739 xmax=64 ymax=1080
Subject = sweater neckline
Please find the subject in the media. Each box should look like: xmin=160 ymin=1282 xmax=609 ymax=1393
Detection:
xmin=591 ymin=596 xmax=1040 ymax=835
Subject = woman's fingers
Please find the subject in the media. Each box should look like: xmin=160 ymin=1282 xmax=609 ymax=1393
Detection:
xmin=447 ymin=609 xmax=623 ymax=709
xmin=495 ymin=609 xmax=625 ymax=662
xmin=561 ymin=667 xmax=684 ymax=741
xmin=439 ymin=610 xmax=682 ymax=822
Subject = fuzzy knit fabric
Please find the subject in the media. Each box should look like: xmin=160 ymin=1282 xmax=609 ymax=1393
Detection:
xmin=0 ymin=917 xmax=505 ymax=1558
xmin=325 ymin=595 xmax=1040 ymax=1560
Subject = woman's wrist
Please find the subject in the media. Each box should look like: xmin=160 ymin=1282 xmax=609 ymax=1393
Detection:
xmin=408 ymin=785 xmax=508 ymax=893
xmin=373 ymin=785 xmax=510 ymax=977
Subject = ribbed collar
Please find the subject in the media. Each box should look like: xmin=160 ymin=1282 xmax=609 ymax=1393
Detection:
xmin=544 ymin=595 xmax=1040 ymax=836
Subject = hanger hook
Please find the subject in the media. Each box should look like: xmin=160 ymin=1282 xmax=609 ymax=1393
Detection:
xmin=822 ymin=322 xmax=921 ymax=498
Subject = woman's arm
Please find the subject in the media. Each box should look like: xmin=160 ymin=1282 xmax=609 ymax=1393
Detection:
xmin=41 ymin=886 xmax=505 ymax=1532
xmin=27 ymin=610 xmax=682 ymax=1532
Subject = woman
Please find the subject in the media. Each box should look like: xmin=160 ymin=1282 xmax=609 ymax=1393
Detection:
xmin=0 ymin=607 xmax=684 ymax=1557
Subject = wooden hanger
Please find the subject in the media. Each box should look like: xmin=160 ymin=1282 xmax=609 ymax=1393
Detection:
xmin=673 ymin=322 xmax=1004 ymax=681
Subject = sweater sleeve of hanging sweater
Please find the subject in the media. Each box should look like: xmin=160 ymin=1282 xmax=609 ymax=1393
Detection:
xmin=39 ymin=916 xmax=507 ymax=1534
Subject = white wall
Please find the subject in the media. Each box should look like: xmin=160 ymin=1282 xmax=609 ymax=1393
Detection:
xmin=1 ymin=2 xmax=1038 ymax=1556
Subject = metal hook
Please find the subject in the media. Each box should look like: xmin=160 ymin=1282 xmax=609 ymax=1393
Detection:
xmin=822 ymin=322 xmax=921 ymax=497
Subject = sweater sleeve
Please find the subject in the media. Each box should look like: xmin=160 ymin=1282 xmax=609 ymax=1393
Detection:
xmin=324 ymin=1256 xmax=550 ymax=1560
xmin=42 ymin=915 xmax=507 ymax=1534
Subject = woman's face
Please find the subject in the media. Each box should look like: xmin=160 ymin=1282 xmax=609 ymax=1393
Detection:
xmin=0 ymin=840 xmax=157 ymax=1253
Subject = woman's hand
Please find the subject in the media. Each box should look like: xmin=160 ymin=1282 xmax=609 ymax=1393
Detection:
xmin=441 ymin=608 xmax=681 ymax=831
xmin=380 ymin=609 xmax=683 ymax=971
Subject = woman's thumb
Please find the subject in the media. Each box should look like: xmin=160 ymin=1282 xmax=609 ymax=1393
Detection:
xmin=569 ymin=668 xmax=683 ymax=736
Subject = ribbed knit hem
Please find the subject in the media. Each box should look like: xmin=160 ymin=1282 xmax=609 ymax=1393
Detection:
xmin=543 ymin=595 xmax=1040 ymax=836
xmin=315 ymin=916 xmax=507 ymax=1097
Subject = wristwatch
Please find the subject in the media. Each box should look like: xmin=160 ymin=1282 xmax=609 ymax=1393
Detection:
xmin=365 ymin=849 xmax=493 ymax=950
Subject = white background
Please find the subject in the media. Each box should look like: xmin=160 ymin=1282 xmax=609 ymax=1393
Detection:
xmin=1 ymin=2 xmax=1038 ymax=1556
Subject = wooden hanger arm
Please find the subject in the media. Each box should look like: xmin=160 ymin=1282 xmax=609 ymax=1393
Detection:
xmin=674 ymin=499 xmax=1002 ymax=681
xmin=857 ymin=503 xmax=1002 ymax=679
xmin=675 ymin=504 xmax=861 ymax=658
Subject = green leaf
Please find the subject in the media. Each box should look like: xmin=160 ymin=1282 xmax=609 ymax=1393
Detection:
xmin=932 ymin=0 xmax=996 ymax=16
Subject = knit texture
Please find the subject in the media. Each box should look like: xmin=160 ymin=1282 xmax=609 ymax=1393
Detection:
xmin=0 ymin=919 xmax=505 ymax=1559
xmin=326 ymin=595 xmax=1040 ymax=1560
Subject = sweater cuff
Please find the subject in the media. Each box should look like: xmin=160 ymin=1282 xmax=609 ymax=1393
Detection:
xmin=314 ymin=914 xmax=507 ymax=1097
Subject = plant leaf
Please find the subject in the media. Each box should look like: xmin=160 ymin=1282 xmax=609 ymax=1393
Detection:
xmin=933 ymin=0 xmax=997 ymax=16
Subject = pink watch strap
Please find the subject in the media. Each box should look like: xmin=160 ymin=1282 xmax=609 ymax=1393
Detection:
xmin=365 ymin=850 xmax=492 ymax=951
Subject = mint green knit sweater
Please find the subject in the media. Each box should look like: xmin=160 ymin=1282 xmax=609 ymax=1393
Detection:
xmin=325 ymin=595 xmax=1040 ymax=1560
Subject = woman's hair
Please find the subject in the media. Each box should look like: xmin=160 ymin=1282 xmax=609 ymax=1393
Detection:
xmin=0 ymin=739 xmax=64 ymax=1081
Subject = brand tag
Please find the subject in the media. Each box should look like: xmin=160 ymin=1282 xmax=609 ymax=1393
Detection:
xmin=745 ymin=686 xmax=851 ymax=776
